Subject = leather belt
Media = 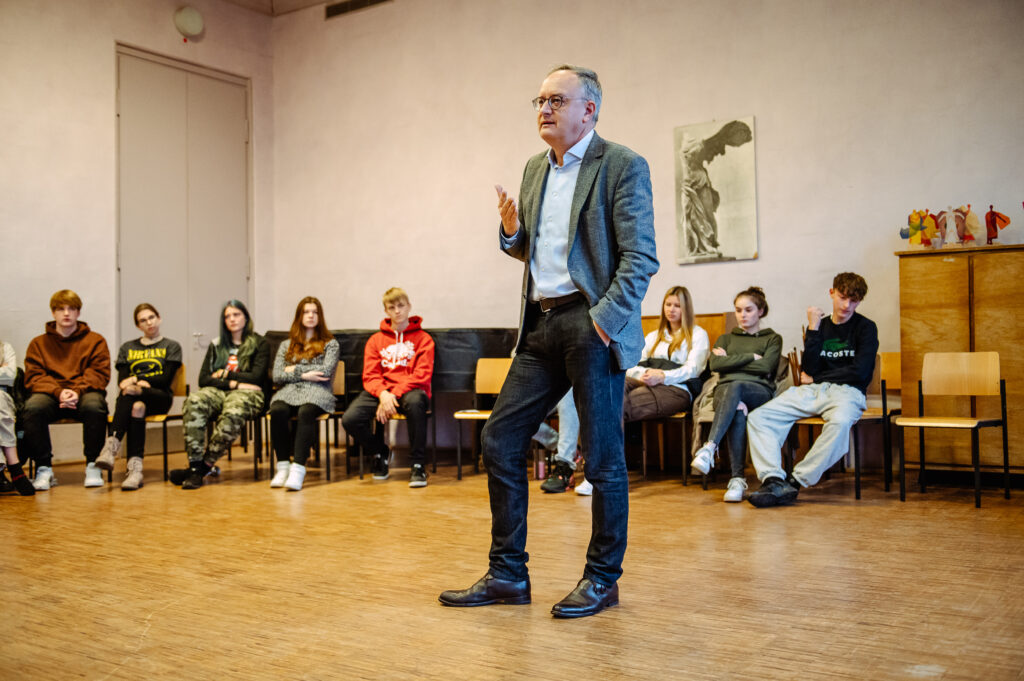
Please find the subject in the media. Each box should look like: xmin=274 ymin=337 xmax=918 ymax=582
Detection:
xmin=538 ymin=291 xmax=584 ymax=313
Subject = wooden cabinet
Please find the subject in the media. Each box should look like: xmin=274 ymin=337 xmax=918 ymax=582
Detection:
xmin=896 ymin=244 xmax=1023 ymax=469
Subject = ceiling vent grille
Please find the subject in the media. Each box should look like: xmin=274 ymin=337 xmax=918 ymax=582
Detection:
xmin=325 ymin=0 xmax=391 ymax=19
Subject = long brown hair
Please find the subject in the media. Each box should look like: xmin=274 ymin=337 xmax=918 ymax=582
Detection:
xmin=285 ymin=297 xmax=332 ymax=362
xmin=654 ymin=286 xmax=694 ymax=358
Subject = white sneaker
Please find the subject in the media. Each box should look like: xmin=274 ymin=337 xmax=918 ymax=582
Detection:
xmin=575 ymin=478 xmax=593 ymax=496
xmin=691 ymin=442 xmax=717 ymax=476
xmin=284 ymin=463 xmax=306 ymax=491
xmin=723 ymin=476 xmax=748 ymax=502
xmin=84 ymin=462 xmax=105 ymax=487
xmin=270 ymin=461 xmax=290 ymax=488
xmin=33 ymin=465 xmax=56 ymax=491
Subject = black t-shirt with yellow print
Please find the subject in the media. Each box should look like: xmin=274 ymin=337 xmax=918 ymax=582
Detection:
xmin=115 ymin=337 xmax=183 ymax=394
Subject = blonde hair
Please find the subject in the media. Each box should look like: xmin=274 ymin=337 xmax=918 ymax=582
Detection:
xmin=654 ymin=286 xmax=694 ymax=358
xmin=382 ymin=287 xmax=409 ymax=307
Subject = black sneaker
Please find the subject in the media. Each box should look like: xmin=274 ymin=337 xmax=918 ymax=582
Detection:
xmin=169 ymin=467 xmax=192 ymax=486
xmin=409 ymin=463 xmax=428 ymax=488
xmin=372 ymin=449 xmax=392 ymax=480
xmin=0 ymin=470 xmax=12 ymax=494
xmin=173 ymin=461 xmax=211 ymax=489
xmin=747 ymin=476 xmax=799 ymax=508
xmin=540 ymin=461 xmax=574 ymax=493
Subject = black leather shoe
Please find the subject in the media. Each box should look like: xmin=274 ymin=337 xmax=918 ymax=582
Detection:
xmin=551 ymin=578 xmax=619 ymax=618
xmin=438 ymin=573 xmax=531 ymax=607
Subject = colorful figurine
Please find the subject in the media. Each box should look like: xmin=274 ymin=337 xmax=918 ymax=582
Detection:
xmin=984 ymin=205 xmax=1011 ymax=245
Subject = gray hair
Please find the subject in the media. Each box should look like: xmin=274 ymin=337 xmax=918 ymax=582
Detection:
xmin=548 ymin=64 xmax=602 ymax=121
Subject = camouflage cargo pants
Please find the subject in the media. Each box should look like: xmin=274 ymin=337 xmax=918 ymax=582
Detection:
xmin=182 ymin=387 xmax=264 ymax=465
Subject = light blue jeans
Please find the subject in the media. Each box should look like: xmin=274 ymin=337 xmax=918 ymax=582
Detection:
xmin=747 ymin=383 xmax=866 ymax=487
xmin=531 ymin=388 xmax=580 ymax=468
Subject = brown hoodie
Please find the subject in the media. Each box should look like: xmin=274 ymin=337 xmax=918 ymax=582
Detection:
xmin=25 ymin=321 xmax=111 ymax=398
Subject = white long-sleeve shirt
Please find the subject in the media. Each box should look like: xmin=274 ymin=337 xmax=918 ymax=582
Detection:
xmin=626 ymin=326 xmax=710 ymax=389
xmin=0 ymin=341 xmax=16 ymax=388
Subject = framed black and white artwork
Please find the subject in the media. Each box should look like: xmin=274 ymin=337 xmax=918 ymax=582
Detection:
xmin=674 ymin=116 xmax=758 ymax=264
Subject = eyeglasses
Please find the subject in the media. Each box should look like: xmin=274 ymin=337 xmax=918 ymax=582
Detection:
xmin=531 ymin=95 xmax=574 ymax=111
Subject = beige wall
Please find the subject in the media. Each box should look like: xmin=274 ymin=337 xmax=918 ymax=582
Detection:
xmin=0 ymin=0 xmax=273 ymax=460
xmin=2 ymin=0 xmax=1023 ymax=459
xmin=269 ymin=0 xmax=1024 ymax=351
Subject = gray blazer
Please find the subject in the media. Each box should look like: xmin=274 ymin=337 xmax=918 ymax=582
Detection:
xmin=500 ymin=133 xmax=659 ymax=370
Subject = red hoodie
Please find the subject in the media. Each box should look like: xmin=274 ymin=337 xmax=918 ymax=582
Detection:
xmin=25 ymin=321 xmax=111 ymax=398
xmin=362 ymin=316 xmax=434 ymax=399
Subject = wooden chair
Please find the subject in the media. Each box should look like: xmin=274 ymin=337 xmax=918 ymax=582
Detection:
xmin=313 ymin=360 xmax=346 ymax=481
xmin=152 ymin=365 xmax=188 ymax=481
xmin=452 ymin=357 xmax=513 ymax=480
xmin=783 ymin=350 xmax=884 ymax=500
xmin=861 ymin=352 xmax=901 ymax=491
xmin=894 ymin=352 xmax=1009 ymax=508
xmin=639 ymin=412 xmax=689 ymax=482
xmin=379 ymin=397 xmax=436 ymax=479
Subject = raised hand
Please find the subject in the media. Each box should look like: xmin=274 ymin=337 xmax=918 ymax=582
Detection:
xmin=495 ymin=184 xmax=519 ymax=237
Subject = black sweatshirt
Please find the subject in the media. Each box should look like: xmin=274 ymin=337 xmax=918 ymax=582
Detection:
xmin=802 ymin=312 xmax=878 ymax=394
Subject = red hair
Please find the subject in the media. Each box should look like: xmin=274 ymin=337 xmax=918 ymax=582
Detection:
xmin=285 ymin=297 xmax=333 ymax=362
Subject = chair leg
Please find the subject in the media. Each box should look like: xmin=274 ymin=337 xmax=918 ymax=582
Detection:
xmin=162 ymin=421 xmax=169 ymax=482
xmin=882 ymin=416 xmax=892 ymax=492
xmin=640 ymin=423 xmax=648 ymax=480
xmin=898 ymin=425 xmax=906 ymax=502
xmin=972 ymin=428 xmax=981 ymax=508
xmin=657 ymin=422 xmax=665 ymax=472
xmin=324 ymin=420 xmax=331 ymax=482
xmin=1003 ymin=424 xmax=1011 ymax=500
xmin=456 ymin=421 xmax=463 ymax=481
xmin=853 ymin=424 xmax=861 ymax=500
xmin=918 ymin=427 xmax=926 ymax=494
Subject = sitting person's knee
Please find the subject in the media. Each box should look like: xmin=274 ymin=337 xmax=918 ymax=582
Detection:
xmin=131 ymin=401 xmax=146 ymax=418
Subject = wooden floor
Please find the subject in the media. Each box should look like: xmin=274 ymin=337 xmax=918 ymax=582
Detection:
xmin=2 ymin=449 xmax=1023 ymax=681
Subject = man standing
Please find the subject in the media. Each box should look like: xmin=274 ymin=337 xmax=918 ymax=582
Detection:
xmin=746 ymin=272 xmax=878 ymax=507
xmin=23 ymin=290 xmax=111 ymax=490
xmin=439 ymin=65 xmax=658 ymax=618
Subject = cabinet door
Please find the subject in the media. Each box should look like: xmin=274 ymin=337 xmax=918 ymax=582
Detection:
xmin=973 ymin=251 xmax=1023 ymax=466
xmin=899 ymin=253 xmax=971 ymax=465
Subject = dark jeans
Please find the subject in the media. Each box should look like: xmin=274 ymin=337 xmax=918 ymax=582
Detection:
xmin=269 ymin=400 xmax=327 ymax=466
xmin=481 ymin=300 xmax=627 ymax=587
xmin=22 ymin=391 xmax=108 ymax=467
xmin=110 ymin=389 xmax=172 ymax=459
xmin=341 ymin=389 xmax=429 ymax=465
xmin=706 ymin=380 xmax=774 ymax=478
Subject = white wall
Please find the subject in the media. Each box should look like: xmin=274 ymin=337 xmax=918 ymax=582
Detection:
xmin=1 ymin=0 xmax=274 ymax=353
xmin=270 ymin=0 xmax=1024 ymax=351
xmin=0 ymin=0 xmax=273 ymax=460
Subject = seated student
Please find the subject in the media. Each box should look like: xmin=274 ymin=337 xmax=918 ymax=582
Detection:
xmin=690 ymin=286 xmax=782 ymax=502
xmin=268 ymin=296 xmax=339 ymax=492
xmin=341 ymin=287 xmax=434 ymax=488
xmin=23 ymin=290 xmax=111 ymax=491
xmin=0 ymin=340 xmax=34 ymax=496
xmin=746 ymin=272 xmax=878 ymax=508
xmin=623 ymin=286 xmax=709 ymax=422
xmin=532 ymin=388 xmax=581 ymax=493
xmin=95 ymin=303 xmax=182 ymax=491
xmin=170 ymin=300 xmax=269 ymax=490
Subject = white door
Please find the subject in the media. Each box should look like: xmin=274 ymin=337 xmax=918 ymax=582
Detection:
xmin=117 ymin=48 xmax=251 ymax=390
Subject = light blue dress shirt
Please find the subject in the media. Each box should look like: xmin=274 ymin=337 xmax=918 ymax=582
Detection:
xmin=502 ymin=130 xmax=596 ymax=302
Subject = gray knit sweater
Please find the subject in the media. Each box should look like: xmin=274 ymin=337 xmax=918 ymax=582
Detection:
xmin=270 ymin=339 xmax=340 ymax=412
